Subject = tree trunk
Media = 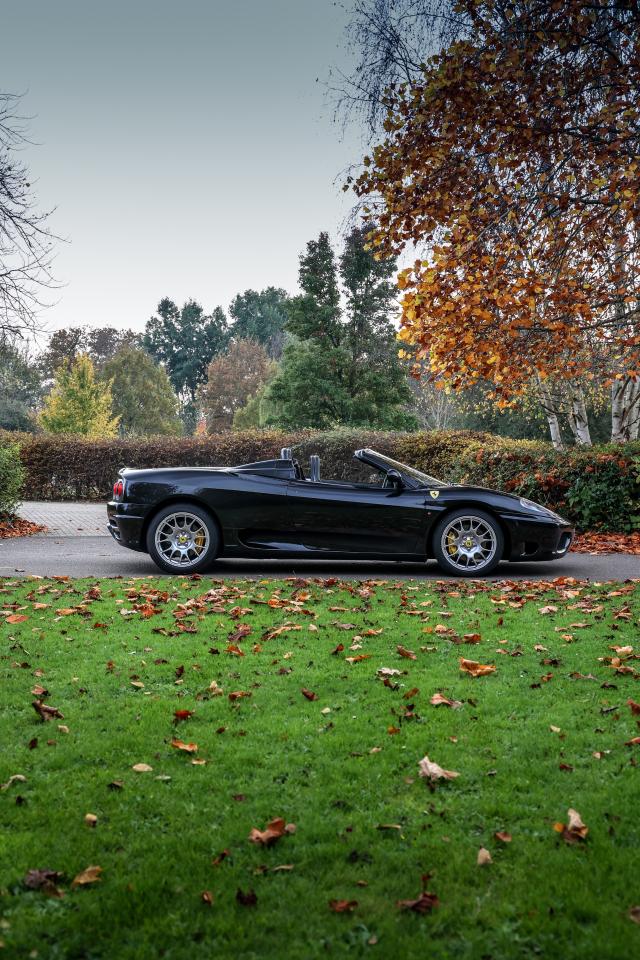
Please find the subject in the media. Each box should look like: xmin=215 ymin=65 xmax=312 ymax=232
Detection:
xmin=537 ymin=381 xmax=564 ymax=450
xmin=567 ymin=388 xmax=592 ymax=445
xmin=611 ymin=377 xmax=640 ymax=442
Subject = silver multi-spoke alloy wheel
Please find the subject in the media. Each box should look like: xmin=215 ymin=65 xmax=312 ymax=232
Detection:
xmin=439 ymin=515 xmax=497 ymax=571
xmin=154 ymin=511 xmax=211 ymax=568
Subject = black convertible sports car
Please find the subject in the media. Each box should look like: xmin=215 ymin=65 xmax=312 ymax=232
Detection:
xmin=107 ymin=448 xmax=573 ymax=576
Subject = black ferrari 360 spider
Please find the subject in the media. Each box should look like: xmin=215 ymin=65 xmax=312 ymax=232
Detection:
xmin=107 ymin=447 xmax=573 ymax=576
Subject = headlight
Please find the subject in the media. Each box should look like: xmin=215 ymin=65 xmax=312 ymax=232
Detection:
xmin=519 ymin=498 xmax=565 ymax=522
xmin=519 ymin=497 xmax=546 ymax=513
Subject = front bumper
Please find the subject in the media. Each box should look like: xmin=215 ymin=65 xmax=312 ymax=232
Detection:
xmin=107 ymin=502 xmax=146 ymax=551
xmin=504 ymin=515 xmax=574 ymax=562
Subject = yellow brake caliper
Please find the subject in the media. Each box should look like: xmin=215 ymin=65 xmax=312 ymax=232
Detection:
xmin=447 ymin=532 xmax=457 ymax=555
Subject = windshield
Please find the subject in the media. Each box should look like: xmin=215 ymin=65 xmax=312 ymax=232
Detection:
xmin=361 ymin=451 xmax=444 ymax=488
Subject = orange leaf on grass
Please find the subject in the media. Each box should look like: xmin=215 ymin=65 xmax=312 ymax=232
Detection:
xmin=248 ymin=817 xmax=296 ymax=847
xmin=459 ymin=658 xmax=496 ymax=677
xmin=301 ymin=688 xmax=318 ymax=701
xmin=71 ymin=865 xmax=102 ymax=888
xmin=329 ymin=899 xmax=358 ymax=913
xmin=397 ymin=645 xmax=417 ymax=660
xmin=430 ymin=692 xmax=462 ymax=709
xmin=171 ymin=739 xmax=198 ymax=754
xmin=553 ymin=808 xmax=588 ymax=844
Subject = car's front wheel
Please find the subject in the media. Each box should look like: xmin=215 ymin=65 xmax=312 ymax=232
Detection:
xmin=432 ymin=509 xmax=503 ymax=577
xmin=146 ymin=503 xmax=220 ymax=574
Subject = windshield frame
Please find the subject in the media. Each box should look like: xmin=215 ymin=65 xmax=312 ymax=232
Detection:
xmin=354 ymin=449 xmax=444 ymax=489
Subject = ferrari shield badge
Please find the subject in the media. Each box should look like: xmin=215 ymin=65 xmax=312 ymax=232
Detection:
xmin=430 ymin=490 xmax=440 ymax=499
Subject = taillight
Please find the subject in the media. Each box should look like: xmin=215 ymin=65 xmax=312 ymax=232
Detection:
xmin=113 ymin=479 xmax=124 ymax=499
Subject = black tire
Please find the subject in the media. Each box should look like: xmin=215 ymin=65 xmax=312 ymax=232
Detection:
xmin=432 ymin=508 xmax=504 ymax=577
xmin=146 ymin=502 xmax=220 ymax=574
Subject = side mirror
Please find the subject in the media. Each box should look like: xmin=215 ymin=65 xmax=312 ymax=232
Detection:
xmin=387 ymin=469 xmax=403 ymax=493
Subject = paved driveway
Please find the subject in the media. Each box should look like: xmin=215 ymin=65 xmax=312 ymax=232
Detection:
xmin=4 ymin=500 xmax=638 ymax=581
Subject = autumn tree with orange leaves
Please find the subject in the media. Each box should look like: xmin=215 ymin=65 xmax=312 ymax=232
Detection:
xmin=351 ymin=0 xmax=640 ymax=444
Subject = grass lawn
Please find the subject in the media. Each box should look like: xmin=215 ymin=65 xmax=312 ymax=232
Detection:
xmin=1 ymin=573 xmax=639 ymax=960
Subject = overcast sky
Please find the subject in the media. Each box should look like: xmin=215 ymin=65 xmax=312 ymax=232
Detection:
xmin=2 ymin=0 xmax=364 ymax=338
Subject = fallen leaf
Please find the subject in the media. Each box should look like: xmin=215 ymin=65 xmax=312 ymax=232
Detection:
xmin=329 ymin=899 xmax=358 ymax=913
xmin=248 ymin=817 xmax=296 ymax=846
xmin=6 ymin=614 xmax=28 ymax=624
xmin=24 ymin=868 xmax=64 ymax=897
xmin=397 ymin=875 xmax=440 ymax=914
xmin=32 ymin=700 xmax=64 ymax=722
xmin=132 ymin=763 xmax=153 ymax=773
xmin=228 ymin=690 xmax=252 ymax=701
xmin=459 ymin=658 xmax=496 ymax=677
xmin=84 ymin=813 xmax=98 ymax=827
xmin=171 ymin=739 xmax=198 ymax=754
xmin=430 ymin=692 xmax=462 ymax=709
xmin=629 ymin=905 xmax=640 ymax=925
xmin=553 ymin=808 xmax=588 ymax=844
xmin=397 ymin=644 xmax=417 ymax=660
xmin=174 ymin=709 xmax=194 ymax=723
xmin=627 ymin=699 xmax=640 ymax=716
xmin=477 ymin=847 xmax=492 ymax=865
xmin=236 ymin=888 xmax=257 ymax=907
xmin=418 ymin=755 xmax=459 ymax=782
xmin=201 ymin=890 xmax=214 ymax=906
xmin=1 ymin=773 xmax=26 ymax=791
xmin=301 ymin=688 xmax=318 ymax=701
xmin=71 ymin=865 xmax=102 ymax=888
xmin=494 ymin=831 xmax=512 ymax=843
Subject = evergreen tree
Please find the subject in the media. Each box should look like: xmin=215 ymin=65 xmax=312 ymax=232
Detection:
xmin=103 ymin=346 xmax=182 ymax=437
xmin=143 ymin=298 xmax=228 ymax=432
xmin=267 ymin=229 xmax=415 ymax=429
xmin=0 ymin=336 xmax=42 ymax=431
xmin=229 ymin=287 xmax=290 ymax=358
xmin=39 ymin=354 xmax=119 ymax=437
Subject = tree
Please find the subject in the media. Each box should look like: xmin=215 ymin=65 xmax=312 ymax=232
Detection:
xmin=198 ymin=339 xmax=276 ymax=432
xmin=103 ymin=346 xmax=182 ymax=437
xmin=0 ymin=92 xmax=56 ymax=337
xmin=39 ymin=326 xmax=140 ymax=381
xmin=350 ymin=1 xmax=640 ymax=443
xmin=0 ymin=336 xmax=42 ymax=431
xmin=229 ymin=287 xmax=290 ymax=358
xmin=39 ymin=354 xmax=119 ymax=437
xmin=143 ymin=298 xmax=228 ymax=431
xmin=267 ymin=229 xmax=415 ymax=429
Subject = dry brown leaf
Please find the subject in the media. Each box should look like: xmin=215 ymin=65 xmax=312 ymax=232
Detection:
xmin=132 ymin=763 xmax=153 ymax=773
xmin=1 ymin=773 xmax=26 ymax=791
xmin=494 ymin=831 xmax=512 ymax=843
xmin=171 ymin=739 xmax=198 ymax=754
xmin=477 ymin=847 xmax=492 ymax=865
xmin=553 ymin=808 xmax=588 ymax=844
xmin=459 ymin=658 xmax=496 ymax=677
xmin=430 ymin=692 xmax=463 ymax=709
xmin=627 ymin=699 xmax=640 ymax=716
xmin=329 ymin=899 xmax=358 ymax=913
xmin=248 ymin=817 xmax=296 ymax=846
xmin=301 ymin=688 xmax=318 ymax=701
xmin=72 ymin=865 xmax=102 ymax=888
xmin=418 ymin=755 xmax=460 ymax=782
xmin=397 ymin=644 xmax=417 ymax=660
xmin=397 ymin=875 xmax=440 ymax=914
xmin=201 ymin=890 xmax=214 ymax=906
xmin=32 ymin=700 xmax=64 ymax=722
xmin=6 ymin=613 xmax=28 ymax=624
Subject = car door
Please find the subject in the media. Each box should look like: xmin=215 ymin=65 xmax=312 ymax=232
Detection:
xmin=285 ymin=479 xmax=428 ymax=555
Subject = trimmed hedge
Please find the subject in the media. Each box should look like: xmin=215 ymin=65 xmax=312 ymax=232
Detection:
xmin=1 ymin=429 xmax=639 ymax=532
xmin=0 ymin=442 xmax=25 ymax=516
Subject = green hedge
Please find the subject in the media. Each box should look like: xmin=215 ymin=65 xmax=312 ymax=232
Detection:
xmin=1 ymin=429 xmax=639 ymax=532
xmin=0 ymin=442 xmax=26 ymax=516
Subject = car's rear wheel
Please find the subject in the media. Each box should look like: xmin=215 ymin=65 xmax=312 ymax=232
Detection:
xmin=432 ymin=509 xmax=503 ymax=577
xmin=146 ymin=503 xmax=220 ymax=574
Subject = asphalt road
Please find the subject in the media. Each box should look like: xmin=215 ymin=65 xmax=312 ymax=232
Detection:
xmin=1 ymin=533 xmax=638 ymax=581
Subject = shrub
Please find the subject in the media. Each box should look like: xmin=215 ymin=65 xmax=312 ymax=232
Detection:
xmin=1 ymin=429 xmax=638 ymax=532
xmin=0 ymin=442 xmax=26 ymax=516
